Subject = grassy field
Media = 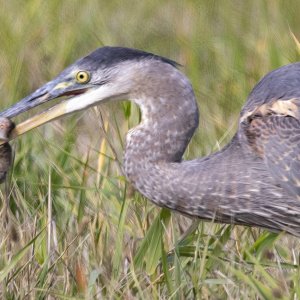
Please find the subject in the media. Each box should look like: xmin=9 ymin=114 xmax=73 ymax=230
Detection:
xmin=0 ymin=0 xmax=300 ymax=299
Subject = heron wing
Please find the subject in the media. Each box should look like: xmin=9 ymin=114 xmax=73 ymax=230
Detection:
xmin=242 ymin=98 xmax=300 ymax=199
xmin=263 ymin=116 xmax=300 ymax=198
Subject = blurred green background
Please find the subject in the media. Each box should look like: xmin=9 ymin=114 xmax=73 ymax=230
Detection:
xmin=0 ymin=0 xmax=300 ymax=299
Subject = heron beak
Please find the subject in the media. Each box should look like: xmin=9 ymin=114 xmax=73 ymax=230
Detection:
xmin=0 ymin=78 xmax=91 ymax=144
xmin=7 ymin=100 xmax=71 ymax=142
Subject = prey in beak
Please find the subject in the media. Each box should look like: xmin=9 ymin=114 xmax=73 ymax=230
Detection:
xmin=0 ymin=117 xmax=15 ymax=182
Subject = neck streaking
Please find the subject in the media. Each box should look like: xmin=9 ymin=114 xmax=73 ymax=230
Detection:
xmin=123 ymin=61 xmax=199 ymax=202
xmin=121 ymin=60 xmax=296 ymax=234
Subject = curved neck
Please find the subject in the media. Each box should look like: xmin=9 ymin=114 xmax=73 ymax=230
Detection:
xmin=124 ymin=63 xmax=198 ymax=174
xmin=121 ymin=61 xmax=290 ymax=231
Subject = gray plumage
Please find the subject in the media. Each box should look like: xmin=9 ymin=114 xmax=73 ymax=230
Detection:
xmin=1 ymin=47 xmax=300 ymax=235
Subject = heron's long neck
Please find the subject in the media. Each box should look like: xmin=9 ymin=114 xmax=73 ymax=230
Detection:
xmin=123 ymin=62 xmax=287 ymax=223
xmin=124 ymin=63 xmax=200 ymax=207
xmin=120 ymin=60 xmax=296 ymax=235
xmin=125 ymin=68 xmax=199 ymax=164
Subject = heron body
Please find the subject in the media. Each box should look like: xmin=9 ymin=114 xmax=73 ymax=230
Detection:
xmin=1 ymin=47 xmax=300 ymax=235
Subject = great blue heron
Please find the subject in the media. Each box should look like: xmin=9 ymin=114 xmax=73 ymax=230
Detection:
xmin=0 ymin=47 xmax=299 ymax=235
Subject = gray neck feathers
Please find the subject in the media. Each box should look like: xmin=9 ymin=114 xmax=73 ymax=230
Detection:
xmin=123 ymin=61 xmax=198 ymax=174
xmin=121 ymin=59 xmax=298 ymax=235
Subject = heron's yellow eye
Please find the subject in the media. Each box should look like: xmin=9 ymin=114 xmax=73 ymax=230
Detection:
xmin=76 ymin=71 xmax=90 ymax=84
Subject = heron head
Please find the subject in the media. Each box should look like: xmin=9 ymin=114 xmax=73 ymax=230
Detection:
xmin=0 ymin=46 xmax=177 ymax=139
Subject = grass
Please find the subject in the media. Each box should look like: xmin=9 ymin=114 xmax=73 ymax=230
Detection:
xmin=0 ymin=0 xmax=300 ymax=298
